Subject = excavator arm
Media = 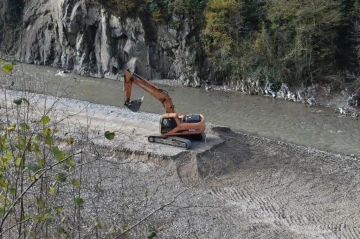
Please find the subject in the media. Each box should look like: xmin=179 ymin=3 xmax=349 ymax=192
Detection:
xmin=123 ymin=69 xmax=175 ymax=113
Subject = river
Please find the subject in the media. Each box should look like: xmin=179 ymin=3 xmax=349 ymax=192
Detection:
xmin=3 ymin=63 xmax=360 ymax=157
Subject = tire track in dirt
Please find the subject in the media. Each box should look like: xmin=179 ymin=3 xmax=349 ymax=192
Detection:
xmin=346 ymin=226 xmax=360 ymax=239
xmin=199 ymin=127 xmax=310 ymax=227
xmin=249 ymin=222 xmax=299 ymax=239
xmin=317 ymin=224 xmax=360 ymax=239
xmin=166 ymin=126 xmax=360 ymax=238
xmin=199 ymin=127 xmax=360 ymax=238
xmin=209 ymin=184 xmax=360 ymax=239
xmin=208 ymin=173 xmax=326 ymax=229
xmin=210 ymin=186 xmax=288 ymax=223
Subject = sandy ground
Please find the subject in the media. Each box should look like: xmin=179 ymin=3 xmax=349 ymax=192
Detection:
xmin=1 ymin=90 xmax=360 ymax=238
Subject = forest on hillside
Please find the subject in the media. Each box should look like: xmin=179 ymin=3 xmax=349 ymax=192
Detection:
xmin=101 ymin=0 xmax=360 ymax=89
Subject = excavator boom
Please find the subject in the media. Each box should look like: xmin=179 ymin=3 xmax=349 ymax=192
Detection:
xmin=124 ymin=69 xmax=175 ymax=113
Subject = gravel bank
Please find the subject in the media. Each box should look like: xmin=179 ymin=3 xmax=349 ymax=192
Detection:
xmin=1 ymin=89 xmax=359 ymax=238
xmin=0 ymin=90 xmax=223 ymax=156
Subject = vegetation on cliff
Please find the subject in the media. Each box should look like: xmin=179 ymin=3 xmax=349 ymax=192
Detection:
xmin=202 ymin=0 xmax=360 ymax=89
xmin=2 ymin=0 xmax=360 ymax=91
xmin=100 ymin=0 xmax=360 ymax=90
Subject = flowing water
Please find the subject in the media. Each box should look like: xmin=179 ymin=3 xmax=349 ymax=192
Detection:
xmin=4 ymin=63 xmax=360 ymax=157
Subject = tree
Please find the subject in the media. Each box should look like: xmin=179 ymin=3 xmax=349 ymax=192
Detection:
xmin=267 ymin=0 xmax=342 ymax=85
xmin=0 ymin=61 xmax=85 ymax=238
xmin=202 ymin=0 xmax=268 ymax=84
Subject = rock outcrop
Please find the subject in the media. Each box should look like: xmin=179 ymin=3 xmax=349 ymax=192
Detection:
xmin=0 ymin=0 xmax=204 ymax=81
xmin=1 ymin=0 xmax=358 ymax=115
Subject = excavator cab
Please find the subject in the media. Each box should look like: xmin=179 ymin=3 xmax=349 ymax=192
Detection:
xmin=160 ymin=117 xmax=178 ymax=134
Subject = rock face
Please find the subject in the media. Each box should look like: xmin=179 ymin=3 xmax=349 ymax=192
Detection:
xmin=2 ymin=0 xmax=357 ymax=114
xmin=0 ymin=0 xmax=203 ymax=81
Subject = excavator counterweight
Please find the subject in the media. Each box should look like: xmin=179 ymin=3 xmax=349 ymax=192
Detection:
xmin=123 ymin=69 xmax=205 ymax=149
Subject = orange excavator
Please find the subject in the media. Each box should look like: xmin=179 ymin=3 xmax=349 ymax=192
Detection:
xmin=123 ymin=69 xmax=205 ymax=149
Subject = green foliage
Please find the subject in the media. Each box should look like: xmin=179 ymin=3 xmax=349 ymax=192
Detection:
xmin=40 ymin=115 xmax=50 ymax=125
xmin=173 ymin=0 xmax=207 ymax=22
xmin=147 ymin=0 xmax=174 ymax=22
xmin=201 ymin=0 xmax=356 ymax=86
xmin=0 ymin=60 xmax=13 ymax=75
xmin=51 ymin=146 xmax=65 ymax=162
xmin=105 ymin=131 xmax=115 ymax=140
xmin=72 ymin=179 xmax=81 ymax=187
xmin=55 ymin=173 xmax=67 ymax=183
xmin=96 ymin=218 xmax=104 ymax=229
xmin=202 ymin=0 xmax=268 ymax=83
xmin=2 ymin=63 xmax=13 ymax=73
xmin=98 ymin=0 xmax=144 ymax=18
xmin=112 ymin=0 xmax=137 ymax=14
xmin=147 ymin=231 xmax=157 ymax=239
xmin=13 ymin=97 xmax=29 ymax=106
xmin=0 ymin=112 xmax=80 ymax=236
xmin=36 ymin=197 xmax=46 ymax=209
xmin=0 ymin=63 xmax=84 ymax=237
xmin=19 ymin=122 xmax=30 ymax=131
xmin=67 ymin=137 xmax=74 ymax=145
xmin=148 ymin=0 xmax=174 ymax=13
xmin=147 ymin=225 xmax=158 ymax=239
xmin=74 ymin=197 xmax=84 ymax=206
xmin=145 ymin=0 xmax=207 ymax=24
xmin=268 ymin=0 xmax=341 ymax=84
xmin=202 ymin=0 xmax=237 ymax=53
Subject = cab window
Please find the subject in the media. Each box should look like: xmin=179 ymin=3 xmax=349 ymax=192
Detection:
xmin=161 ymin=118 xmax=177 ymax=133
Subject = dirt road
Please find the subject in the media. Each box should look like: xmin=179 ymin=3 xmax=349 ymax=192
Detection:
xmin=1 ymin=90 xmax=359 ymax=238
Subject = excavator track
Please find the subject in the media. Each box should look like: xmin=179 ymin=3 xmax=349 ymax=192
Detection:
xmin=148 ymin=135 xmax=191 ymax=149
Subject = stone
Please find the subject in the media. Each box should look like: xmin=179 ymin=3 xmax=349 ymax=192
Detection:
xmin=0 ymin=0 xmax=205 ymax=82
xmin=193 ymin=71 xmax=201 ymax=87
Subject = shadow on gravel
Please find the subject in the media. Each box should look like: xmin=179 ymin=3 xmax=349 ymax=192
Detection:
xmin=197 ymin=127 xmax=253 ymax=178
xmin=174 ymin=127 xmax=253 ymax=184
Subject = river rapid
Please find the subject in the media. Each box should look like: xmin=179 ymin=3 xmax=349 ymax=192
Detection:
xmin=3 ymin=63 xmax=360 ymax=157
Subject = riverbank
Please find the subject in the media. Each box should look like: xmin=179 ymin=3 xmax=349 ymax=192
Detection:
xmin=153 ymin=77 xmax=360 ymax=118
xmin=2 ymin=62 xmax=360 ymax=158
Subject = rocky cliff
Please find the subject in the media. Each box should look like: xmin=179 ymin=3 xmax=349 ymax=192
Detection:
xmin=1 ymin=0 xmax=359 ymax=113
xmin=0 ymin=0 xmax=206 ymax=83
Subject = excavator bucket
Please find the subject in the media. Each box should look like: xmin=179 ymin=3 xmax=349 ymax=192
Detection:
xmin=124 ymin=96 xmax=144 ymax=112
